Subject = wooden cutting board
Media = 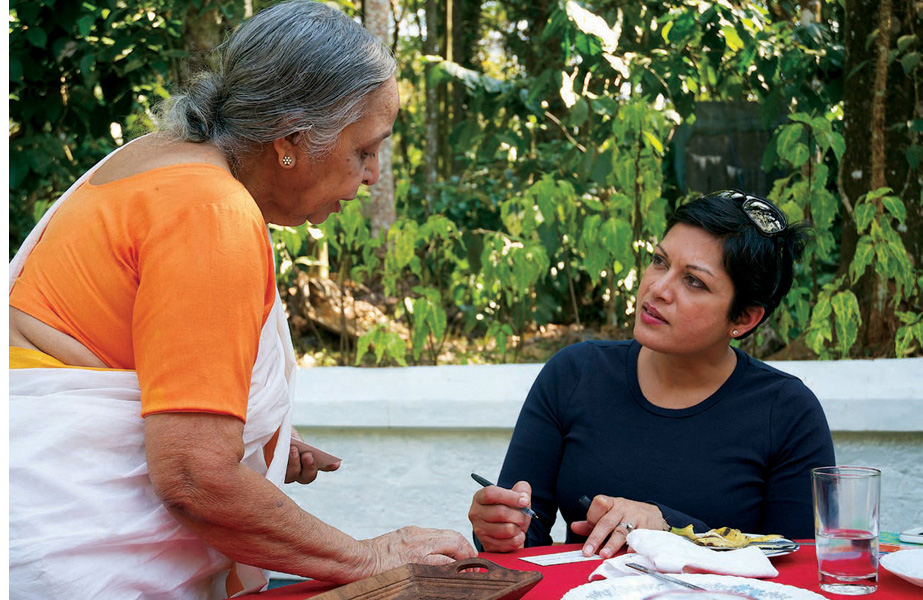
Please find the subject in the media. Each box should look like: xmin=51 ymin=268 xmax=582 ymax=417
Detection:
xmin=308 ymin=557 xmax=543 ymax=600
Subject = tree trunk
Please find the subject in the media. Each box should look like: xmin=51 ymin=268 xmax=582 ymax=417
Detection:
xmin=178 ymin=1 xmax=248 ymax=86
xmin=437 ymin=1 xmax=451 ymax=182
xmin=362 ymin=0 xmax=396 ymax=236
xmin=891 ymin=2 xmax=923 ymax=267
xmin=451 ymin=0 xmax=481 ymax=172
xmin=504 ymin=0 xmax=555 ymax=76
xmin=839 ymin=0 xmax=921 ymax=356
xmin=423 ymin=0 xmax=441 ymax=215
xmin=799 ymin=0 xmax=823 ymax=25
xmin=444 ymin=0 xmax=454 ymax=160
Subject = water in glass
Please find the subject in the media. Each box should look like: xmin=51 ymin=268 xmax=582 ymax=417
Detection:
xmin=816 ymin=529 xmax=878 ymax=595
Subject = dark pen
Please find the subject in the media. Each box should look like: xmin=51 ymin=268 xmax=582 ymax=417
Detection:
xmin=471 ymin=473 xmax=538 ymax=518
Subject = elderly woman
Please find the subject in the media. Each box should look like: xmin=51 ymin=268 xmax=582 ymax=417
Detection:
xmin=468 ymin=190 xmax=835 ymax=557
xmin=9 ymin=2 xmax=474 ymax=598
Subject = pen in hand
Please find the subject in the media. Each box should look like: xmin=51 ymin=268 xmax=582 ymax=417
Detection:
xmin=578 ymin=495 xmax=592 ymax=511
xmin=471 ymin=473 xmax=538 ymax=518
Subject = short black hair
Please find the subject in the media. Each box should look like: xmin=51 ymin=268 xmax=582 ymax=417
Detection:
xmin=666 ymin=190 xmax=812 ymax=339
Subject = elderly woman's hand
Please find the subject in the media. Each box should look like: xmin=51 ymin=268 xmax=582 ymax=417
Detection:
xmin=570 ymin=495 xmax=668 ymax=558
xmin=362 ymin=526 xmax=476 ymax=573
xmin=467 ymin=480 xmax=534 ymax=552
xmin=285 ymin=431 xmax=341 ymax=485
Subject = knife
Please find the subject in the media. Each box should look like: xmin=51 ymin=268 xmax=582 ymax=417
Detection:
xmin=626 ymin=562 xmax=707 ymax=591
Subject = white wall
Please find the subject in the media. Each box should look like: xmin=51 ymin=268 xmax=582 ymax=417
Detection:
xmin=284 ymin=358 xmax=923 ymax=544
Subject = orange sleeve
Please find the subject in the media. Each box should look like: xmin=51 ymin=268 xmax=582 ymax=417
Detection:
xmin=134 ymin=199 xmax=275 ymax=421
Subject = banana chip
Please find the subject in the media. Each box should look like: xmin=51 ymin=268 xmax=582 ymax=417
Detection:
xmin=671 ymin=524 xmax=783 ymax=548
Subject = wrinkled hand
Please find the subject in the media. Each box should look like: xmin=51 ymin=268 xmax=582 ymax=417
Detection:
xmin=467 ymin=480 xmax=534 ymax=552
xmin=570 ymin=495 xmax=667 ymax=558
xmin=363 ymin=526 xmax=477 ymax=574
xmin=285 ymin=435 xmax=341 ymax=485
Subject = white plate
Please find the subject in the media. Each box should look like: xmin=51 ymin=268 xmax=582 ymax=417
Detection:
xmin=762 ymin=545 xmax=799 ymax=558
xmin=881 ymin=548 xmax=923 ymax=587
xmin=561 ymin=574 xmax=826 ymax=600
xmin=698 ymin=535 xmax=799 ymax=558
xmin=708 ymin=543 xmax=799 ymax=558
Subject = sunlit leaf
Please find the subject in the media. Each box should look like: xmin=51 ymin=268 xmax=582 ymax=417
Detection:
xmin=895 ymin=319 xmax=923 ymax=358
xmin=722 ymin=26 xmax=744 ymax=52
xmin=560 ymin=69 xmax=579 ymax=108
xmin=882 ymin=196 xmax=907 ymax=224
xmin=854 ymin=202 xmax=876 ymax=234
xmin=641 ymin=130 xmax=663 ymax=154
xmin=832 ymin=291 xmax=861 ymax=356
xmin=897 ymin=34 xmax=918 ymax=52
xmin=602 ymin=53 xmax=630 ymax=78
xmin=777 ymin=124 xmax=808 ymax=167
xmin=849 ymin=237 xmax=874 ymax=282
xmin=565 ymin=1 xmax=619 ymax=52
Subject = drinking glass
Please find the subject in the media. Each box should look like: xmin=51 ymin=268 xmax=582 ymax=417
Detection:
xmin=811 ymin=466 xmax=881 ymax=595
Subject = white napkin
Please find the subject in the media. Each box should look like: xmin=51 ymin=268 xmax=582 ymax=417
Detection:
xmin=589 ymin=529 xmax=779 ymax=581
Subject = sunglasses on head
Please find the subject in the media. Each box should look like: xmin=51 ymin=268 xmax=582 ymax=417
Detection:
xmin=714 ymin=190 xmax=788 ymax=236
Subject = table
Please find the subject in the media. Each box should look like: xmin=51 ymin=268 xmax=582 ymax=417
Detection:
xmin=234 ymin=542 xmax=922 ymax=599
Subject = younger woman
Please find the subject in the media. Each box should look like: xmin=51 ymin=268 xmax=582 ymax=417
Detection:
xmin=468 ymin=190 xmax=834 ymax=558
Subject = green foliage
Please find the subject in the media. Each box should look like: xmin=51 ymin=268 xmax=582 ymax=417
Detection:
xmin=322 ymin=196 xmax=383 ymax=285
xmin=355 ymin=323 xmax=408 ymax=366
xmin=762 ymin=110 xmax=845 ymax=354
xmin=408 ymin=288 xmax=448 ymax=361
xmin=803 ymin=189 xmax=919 ymax=358
xmin=12 ymin=0 xmax=921 ymax=363
xmin=9 ymin=0 xmax=192 ymax=256
xmin=270 ymin=224 xmax=326 ymax=286
xmin=332 ymin=2 xmax=686 ymax=362
xmin=896 ymin=307 xmax=923 ymax=357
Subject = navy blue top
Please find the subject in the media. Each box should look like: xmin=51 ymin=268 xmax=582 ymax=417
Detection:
xmin=496 ymin=340 xmax=835 ymax=546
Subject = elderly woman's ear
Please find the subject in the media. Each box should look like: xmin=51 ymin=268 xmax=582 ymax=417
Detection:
xmin=273 ymin=136 xmax=300 ymax=168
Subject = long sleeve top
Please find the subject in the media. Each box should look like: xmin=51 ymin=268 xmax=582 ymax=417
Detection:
xmin=496 ymin=340 xmax=835 ymax=546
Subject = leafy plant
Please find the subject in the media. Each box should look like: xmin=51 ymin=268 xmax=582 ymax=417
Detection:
xmin=12 ymin=0 xmax=921 ymax=364
xmin=8 ymin=0 xmax=196 ymax=256
xmin=804 ymin=188 xmax=919 ymax=358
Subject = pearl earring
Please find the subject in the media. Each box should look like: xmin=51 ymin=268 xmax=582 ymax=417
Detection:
xmin=732 ymin=329 xmax=739 ymax=337
xmin=281 ymin=155 xmax=293 ymax=166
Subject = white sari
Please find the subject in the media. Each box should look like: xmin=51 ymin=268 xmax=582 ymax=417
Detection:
xmin=9 ymin=143 xmax=296 ymax=599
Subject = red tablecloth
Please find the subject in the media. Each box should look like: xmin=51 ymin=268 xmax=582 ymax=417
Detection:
xmin=234 ymin=542 xmax=921 ymax=599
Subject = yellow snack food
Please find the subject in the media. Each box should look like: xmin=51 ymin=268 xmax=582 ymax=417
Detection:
xmin=671 ymin=525 xmax=783 ymax=548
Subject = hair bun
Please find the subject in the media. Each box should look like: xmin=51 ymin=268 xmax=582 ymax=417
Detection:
xmin=168 ymin=71 xmax=225 ymax=143
xmin=154 ymin=1 xmax=397 ymax=164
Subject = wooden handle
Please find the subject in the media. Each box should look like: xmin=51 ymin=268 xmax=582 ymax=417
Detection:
xmin=452 ymin=557 xmax=499 ymax=573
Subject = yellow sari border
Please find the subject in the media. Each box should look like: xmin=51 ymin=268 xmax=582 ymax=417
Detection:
xmin=9 ymin=346 xmax=127 ymax=371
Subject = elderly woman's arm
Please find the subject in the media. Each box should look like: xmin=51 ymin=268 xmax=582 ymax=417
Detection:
xmin=145 ymin=412 xmax=475 ymax=584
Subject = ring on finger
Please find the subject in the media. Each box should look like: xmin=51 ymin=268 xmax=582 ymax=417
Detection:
xmin=617 ymin=521 xmax=635 ymax=533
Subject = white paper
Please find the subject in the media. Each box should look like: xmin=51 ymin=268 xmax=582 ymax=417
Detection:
xmin=519 ymin=549 xmax=602 ymax=566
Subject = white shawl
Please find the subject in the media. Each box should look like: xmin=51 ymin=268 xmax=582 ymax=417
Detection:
xmin=9 ymin=142 xmax=296 ymax=599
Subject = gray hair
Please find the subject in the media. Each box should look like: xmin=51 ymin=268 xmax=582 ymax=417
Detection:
xmin=157 ymin=0 xmax=396 ymax=164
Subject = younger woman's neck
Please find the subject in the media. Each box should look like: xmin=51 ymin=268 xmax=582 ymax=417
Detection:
xmin=636 ymin=344 xmax=738 ymax=409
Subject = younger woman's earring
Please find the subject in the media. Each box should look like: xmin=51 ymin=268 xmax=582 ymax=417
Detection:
xmin=732 ymin=329 xmax=740 ymax=337
xmin=282 ymin=155 xmax=293 ymax=166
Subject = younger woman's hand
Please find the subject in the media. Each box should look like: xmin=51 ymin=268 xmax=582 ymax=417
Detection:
xmin=467 ymin=480 xmax=534 ymax=552
xmin=285 ymin=434 xmax=341 ymax=484
xmin=570 ymin=495 xmax=667 ymax=558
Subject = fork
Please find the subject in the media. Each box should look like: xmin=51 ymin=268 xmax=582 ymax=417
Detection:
xmin=626 ymin=562 xmax=707 ymax=591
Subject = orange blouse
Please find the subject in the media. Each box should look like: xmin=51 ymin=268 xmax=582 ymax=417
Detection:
xmin=9 ymin=163 xmax=276 ymax=421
